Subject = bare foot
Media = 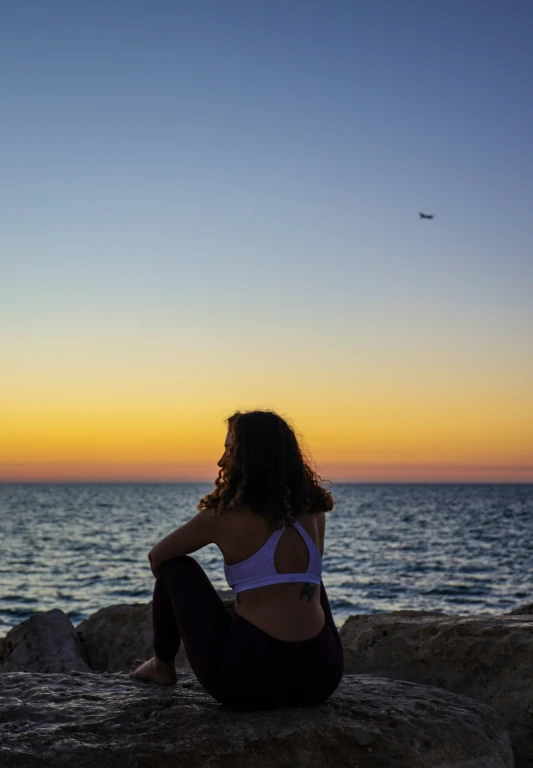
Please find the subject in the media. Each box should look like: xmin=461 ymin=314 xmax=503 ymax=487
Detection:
xmin=128 ymin=656 xmax=177 ymax=686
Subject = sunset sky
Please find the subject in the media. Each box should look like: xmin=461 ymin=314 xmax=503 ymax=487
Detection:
xmin=1 ymin=1 xmax=532 ymax=483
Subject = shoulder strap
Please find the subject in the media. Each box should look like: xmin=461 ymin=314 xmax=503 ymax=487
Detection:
xmin=293 ymin=521 xmax=321 ymax=556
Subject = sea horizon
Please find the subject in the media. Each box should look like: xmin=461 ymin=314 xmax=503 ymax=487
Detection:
xmin=2 ymin=480 xmax=533 ymax=485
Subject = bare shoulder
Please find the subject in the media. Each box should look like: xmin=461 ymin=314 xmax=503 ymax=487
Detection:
xmin=315 ymin=509 xmax=326 ymax=531
xmin=298 ymin=508 xmax=326 ymax=527
xmin=209 ymin=504 xmax=252 ymax=523
xmin=207 ymin=503 xmax=254 ymax=537
xmin=210 ymin=504 xmax=265 ymax=562
xmin=297 ymin=509 xmax=326 ymax=555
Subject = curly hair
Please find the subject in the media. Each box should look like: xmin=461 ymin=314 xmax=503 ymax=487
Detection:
xmin=197 ymin=410 xmax=334 ymax=528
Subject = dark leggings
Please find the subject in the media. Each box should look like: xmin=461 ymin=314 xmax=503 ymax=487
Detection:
xmin=152 ymin=556 xmax=344 ymax=710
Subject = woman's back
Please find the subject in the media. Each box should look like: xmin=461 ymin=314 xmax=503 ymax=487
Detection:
xmin=217 ymin=507 xmax=326 ymax=641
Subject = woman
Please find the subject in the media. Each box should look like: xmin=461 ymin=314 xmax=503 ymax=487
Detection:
xmin=129 ymin=409 xmax=343 ymax=710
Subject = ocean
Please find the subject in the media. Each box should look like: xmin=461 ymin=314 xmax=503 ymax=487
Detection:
xmin=0 ymin=483 xmax=532 ymax=636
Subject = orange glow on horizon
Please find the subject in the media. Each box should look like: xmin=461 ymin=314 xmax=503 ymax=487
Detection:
xmin=2 ymin=369 xmax=532 ymax=483
xmin=1 ymin=461 xmax=531 ymax=483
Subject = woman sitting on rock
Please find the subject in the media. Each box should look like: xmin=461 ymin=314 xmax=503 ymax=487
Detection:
xmin=129 ymin=409 xmax=343 ymax=709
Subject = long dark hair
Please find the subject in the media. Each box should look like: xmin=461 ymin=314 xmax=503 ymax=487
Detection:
xmin=197 ymin=410 xmax=334 ymax=528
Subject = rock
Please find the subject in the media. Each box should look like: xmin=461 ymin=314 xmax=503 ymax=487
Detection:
xmin=0 ymin=671 xmax=514 ymax=767
xmin=341 ymin=611 xmax=533 ymax=767
xmin=75 ymin=602 xmax=189 ymax=673
xmin=0 ymin=609 xmax=91 ymax=674
xmin=0 ymin=590 xmax=235 ymax=677
xmin=508 ymin=603 xmax=533 ymax=615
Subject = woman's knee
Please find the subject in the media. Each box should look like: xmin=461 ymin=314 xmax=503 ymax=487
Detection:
xmin=157 ymin=554 xmax=199 ymax=577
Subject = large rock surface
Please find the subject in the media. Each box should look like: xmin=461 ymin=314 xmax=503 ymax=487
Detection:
xmin=0 ymin=671 xmax=514 ymax=767
xmin=0 ymin=609 xmax=91 ymax=674
xmin=341 ymin=611 xmax=533 ymax=767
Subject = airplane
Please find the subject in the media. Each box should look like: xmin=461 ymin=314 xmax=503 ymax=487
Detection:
xmin=419 ymin=213 xmax=434 ymax=219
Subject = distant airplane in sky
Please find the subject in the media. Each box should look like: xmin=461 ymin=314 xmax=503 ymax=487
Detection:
xmin=419 ymin=212 xmax=434 ymax=219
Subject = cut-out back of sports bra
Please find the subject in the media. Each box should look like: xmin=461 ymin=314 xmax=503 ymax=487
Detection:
xmin=224 ymin=521 xmax=322 ymax=593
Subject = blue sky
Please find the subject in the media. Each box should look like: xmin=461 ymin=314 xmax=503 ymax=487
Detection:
xmin=1 ymin=1 xmax=532 ymax=481
xmin=2 ymin=0 xmax=532 ymax=304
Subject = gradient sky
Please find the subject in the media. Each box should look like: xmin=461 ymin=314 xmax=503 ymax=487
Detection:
xmin=1 ymin=0 xmax=532 ymax=482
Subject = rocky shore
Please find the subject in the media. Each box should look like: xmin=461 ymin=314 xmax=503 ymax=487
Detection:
xmin=1 ymin=602 xmax=532 ymax=767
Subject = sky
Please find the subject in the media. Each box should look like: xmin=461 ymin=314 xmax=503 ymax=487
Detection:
xmin=1 ymin=0 xmax=532 ymax=483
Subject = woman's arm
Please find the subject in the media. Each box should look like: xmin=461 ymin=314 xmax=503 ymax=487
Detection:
xmin=148 ymin=509 xmax=220 ymax=575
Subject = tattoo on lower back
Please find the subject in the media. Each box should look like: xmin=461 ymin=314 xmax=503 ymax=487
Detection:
xmin=300 ymin=583 xmax=317 ymax=602
xmin=236 ymin=593 xmax=242 ymax=604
